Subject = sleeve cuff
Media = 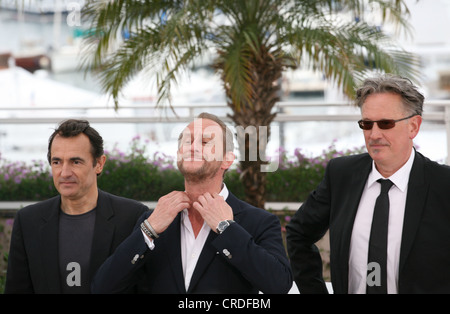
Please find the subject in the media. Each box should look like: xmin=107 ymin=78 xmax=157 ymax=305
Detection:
xmin=141 ymin=229 xmax=155 ymax=250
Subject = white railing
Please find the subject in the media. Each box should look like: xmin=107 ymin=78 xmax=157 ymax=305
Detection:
xmin=0 ymin=100 xmax=449 ymax=163
xmin=0 ymin=201 xmax=302 ymax=212
xmin=1 ymin=99 xmax=448 ymax=120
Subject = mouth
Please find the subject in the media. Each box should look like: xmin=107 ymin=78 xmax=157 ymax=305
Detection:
xmin=369 ymin=141 xmax=389 ymax=149
xmin=179 ymin=153 xmax=204 ymax=161
xmin=59 ymin=181 xmax=77 ymax=186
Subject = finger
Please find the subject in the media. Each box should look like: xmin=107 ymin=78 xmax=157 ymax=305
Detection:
xmin=168 ymin=191 xmax=190 ymax=207
xmin=159 ymin=191 xmax=182 ymax=205
xmin=201 ymin=192 xmax=213 ymax=202
xmin=173 ymin=196 xmax=191 ymax=208
xmin=169 ymin=191 xmax=189 ymax=202
xmin=192 ymin=201 xmax=204 ymax=213
xmin=197 ymin=194 xmax=207 ymax=207
xmin=155 ymin=192 xmax=189 ymax=216
xmin=173 ymin=201 xmax=190 ymax=212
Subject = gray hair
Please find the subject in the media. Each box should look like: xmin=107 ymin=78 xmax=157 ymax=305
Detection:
xmin=355 ymin=74 xmax=424 ymax=116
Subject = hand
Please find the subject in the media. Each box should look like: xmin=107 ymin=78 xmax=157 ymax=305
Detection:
xmin=148 ymin=191 xmax=191 ymax=234
xmin=193 ymin=192 xmax=233 ymax=233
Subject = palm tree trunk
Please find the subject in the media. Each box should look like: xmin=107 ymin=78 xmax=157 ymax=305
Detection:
xmin=217 ymin=46 xmax=284 ymax=209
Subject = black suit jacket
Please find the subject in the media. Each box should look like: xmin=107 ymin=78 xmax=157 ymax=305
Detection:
xmin=286 ymin=151 xmax=450 ymax=294
xmin=5 ymin=189 xmax=149 ymax=294
xmin=91 ymin=192 xmax=293 ymax=294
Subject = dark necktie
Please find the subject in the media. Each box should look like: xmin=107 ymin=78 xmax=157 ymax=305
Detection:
xmin=366 ymin=179 xmax=394 ymax=294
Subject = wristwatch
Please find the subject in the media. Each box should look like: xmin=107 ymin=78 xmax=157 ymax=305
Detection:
xmin=216 ymin=220 xmax=234 ymax=234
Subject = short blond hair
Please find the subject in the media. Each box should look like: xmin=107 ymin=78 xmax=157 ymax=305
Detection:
xmin=178 ymin=112 xmax=235 ymax=153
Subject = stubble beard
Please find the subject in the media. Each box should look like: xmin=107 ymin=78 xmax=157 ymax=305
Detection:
xmin=177 ymin=159 xmax=221 ymax=184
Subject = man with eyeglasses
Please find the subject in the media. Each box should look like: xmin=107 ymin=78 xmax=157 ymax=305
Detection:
xmin=286 ymin=74 xmax=450 ymax=294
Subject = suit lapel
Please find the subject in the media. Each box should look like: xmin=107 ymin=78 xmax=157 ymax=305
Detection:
xmin=186 ymin=230 xmax=218 ymax=293
xmin=39 ymin=196 xmax=62 ymax=293
xmin=186 ymin=193 xmax=242 ymax=293
xmin=163 ymin=213 xmax=186 ymax=293
xmin=335 ymin=156 xmax=372 ymax=293
xmin=89 ymin=191 xmax=115 ymax=281
xmin=399 ymin=152 xmax=428 ymax=274
xmin=343 ymin=164 xmax=372 ymax=237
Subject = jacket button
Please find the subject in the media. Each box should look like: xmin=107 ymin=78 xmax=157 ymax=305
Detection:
xmin=222 ymin=249 xmax=232 ymax=259
xmin=131 ymin=254 xmax=139 ymax=264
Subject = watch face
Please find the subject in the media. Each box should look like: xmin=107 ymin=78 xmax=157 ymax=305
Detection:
xmin=219 ymin=221 xmax=228 ymax=229
xmin=218 ymin=220 xmax=230 ymax=232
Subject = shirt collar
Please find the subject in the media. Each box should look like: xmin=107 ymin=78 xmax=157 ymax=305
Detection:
xmin=220 ymin=183 xmax=229 ymax=200
xmin=367 ymin=148 xmax=415 ymax=192
xmin=182 ymin=183 xmax=229 ymax=216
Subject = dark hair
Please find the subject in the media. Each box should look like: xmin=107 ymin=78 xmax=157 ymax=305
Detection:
xmin=355 ymin=74 xmax=424 ymax=116
xmin=47 ymin=119 xmax=104 ymax=166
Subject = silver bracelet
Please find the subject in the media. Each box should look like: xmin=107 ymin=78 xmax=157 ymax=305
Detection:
xmin=140 ymin=222 xmax=158 ymax=240
xmin=144 ymin=219 xmax=159 ymax=239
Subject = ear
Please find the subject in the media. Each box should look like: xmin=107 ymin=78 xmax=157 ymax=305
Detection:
xmin=409 ymin=115 xmax=422 ymax=140
xmin=221 ymin=151 xmax=235 ymax=170
xmin=95 ymin=155 xmax=107 ymax=175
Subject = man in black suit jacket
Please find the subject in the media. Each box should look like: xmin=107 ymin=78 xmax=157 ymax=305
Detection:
xmin=5 ymin=120 xmax=148 ymax=293
xmin=287 ymin=74 xmax=450 ymax=294
xmin=91 ymin=113 xmax=293 ymax=294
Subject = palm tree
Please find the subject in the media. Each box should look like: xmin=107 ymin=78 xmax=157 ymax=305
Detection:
xmin=81 ymin=0 xmax=419 ymax=208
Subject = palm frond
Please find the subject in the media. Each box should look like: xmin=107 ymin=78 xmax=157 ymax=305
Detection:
xmin=82 ymin=0 xmax=215 ymax=108
xmin=276 ymin=6 xmax=419 ymax=98
xmin=81 ymin=0 xmax=420 ymax=109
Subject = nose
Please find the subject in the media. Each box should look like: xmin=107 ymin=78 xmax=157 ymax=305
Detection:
xmin=179 ymin=134 xmax=203 ymax=161
xmin=191 ymin=134 xmax=203 ymax=152
xmin=60 ymin=163 xmax=73 ymax=177
xmin=368 ymin=123 xmax=383 ymax=140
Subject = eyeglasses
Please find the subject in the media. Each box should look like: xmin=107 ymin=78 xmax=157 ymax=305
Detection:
xmin=358 ymin=114 xmax=417 ymax=130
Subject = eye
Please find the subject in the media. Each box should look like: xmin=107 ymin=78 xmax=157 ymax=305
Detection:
xmin=51 ymin=159 xmax=61 ymax=166
xmin=378 ymin=120 xmax=395 ymax=129
xmin=72 ymin=159 xmax=84 ymax=165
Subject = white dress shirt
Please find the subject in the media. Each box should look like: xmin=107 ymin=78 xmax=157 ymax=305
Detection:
xmin=142 ymin=184 xmax=229 ymax=291
xmin=348 ymin=149 xmax=415 ymax=294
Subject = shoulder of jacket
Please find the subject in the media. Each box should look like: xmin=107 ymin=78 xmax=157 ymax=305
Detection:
xmin=18 ymin=195 xmax=59 ymax=213
xmin=328 ymin=152 xmax=371 ymax=168
xmin=228 ymin=192 xmax=276 ymax=220
xmin=99 ymin=189 xmax=147 ymax=209
xmin=418 ymin=151 xmax=450 ymax=177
